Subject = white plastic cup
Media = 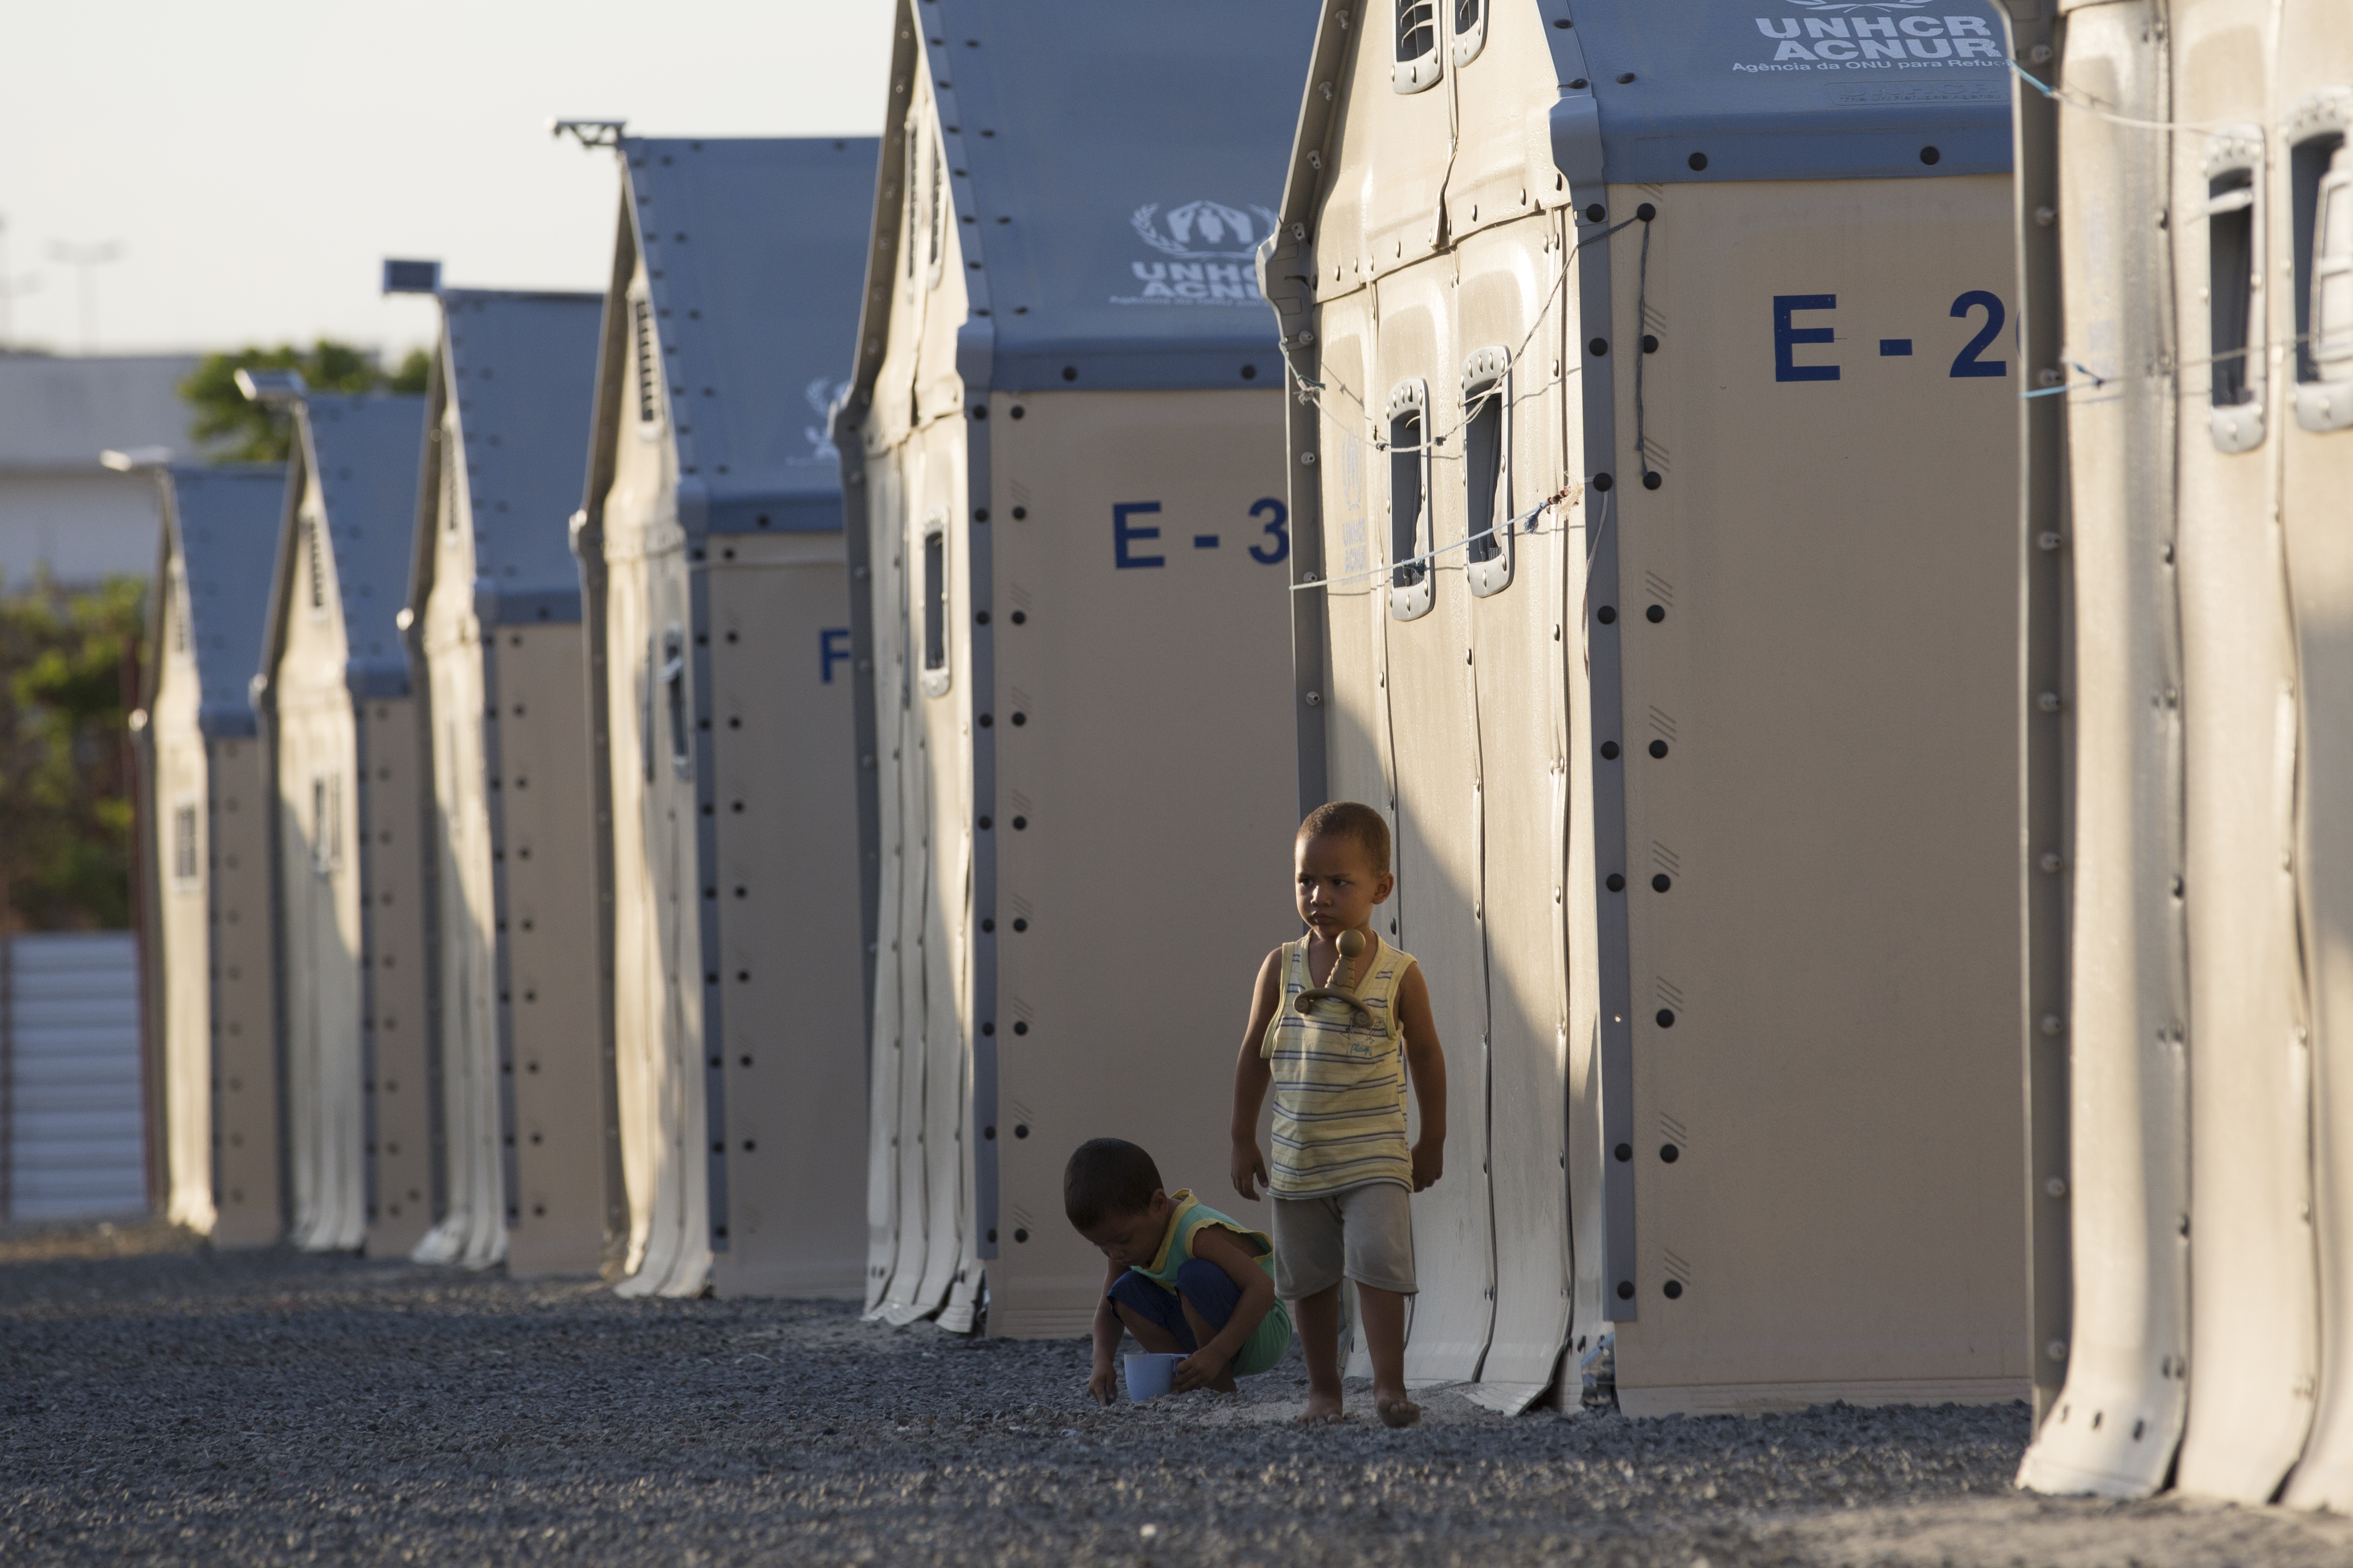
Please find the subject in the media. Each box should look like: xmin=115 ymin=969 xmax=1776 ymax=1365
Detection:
xmin=1124 ymin=1352 xmax=1185 ymax=1403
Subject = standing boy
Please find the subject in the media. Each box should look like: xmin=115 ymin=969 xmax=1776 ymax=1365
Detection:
xmin=1231 ymin=801 xmax=1446 ymax=1427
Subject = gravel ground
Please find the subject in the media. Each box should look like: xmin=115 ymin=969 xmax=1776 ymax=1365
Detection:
xmin=6 ymin=1222 xmax=2353 ymax=1566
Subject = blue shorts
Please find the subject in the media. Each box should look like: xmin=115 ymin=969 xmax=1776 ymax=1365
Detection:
xmin=1106 ymin=1259 xmax=1241 ymax=1352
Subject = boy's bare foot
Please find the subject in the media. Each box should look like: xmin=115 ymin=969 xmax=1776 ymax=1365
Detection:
xmin=1297 ymin=1391 xmax=1345 ymax=1425
xmin=1211 ymin=1371 xmax=1239 ymax=1394
xmin=1375 ymin=1394 xmax=1421 ymax=1428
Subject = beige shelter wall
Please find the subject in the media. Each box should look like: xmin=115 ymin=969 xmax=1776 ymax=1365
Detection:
xmin=355 ymin=693 xmax=435 ymax=1256
xmin=274 ymin=489 xmax=367 ymax=1252
xmin=495 ymin=621 xmax=609 ymax=1279
xmin=418 ymin=441 xmax=506 ymax=1270
xmin=2166 ymin=0 xmax=2317 ymax=1505
xmin=2016 ymin=1 xmax=2191 ymax=1499
xmin=1365 ymin=258 xmax=1500 ymax=1385
xmin=865 ymin=124 xmax=981 ymax=1329
xmin=2280 ymin=0 xmax=2353 ymax=1513
xmin=862 ymin=421 xmax=957 ymax=1325
xmin=1308 ymin=208 xmax=1590 ymax=1407
xmin=702 ymin=538 xmax=865 ymax=1299
xmin=598 ymin=298 xmax=711 ymax=1297
xmin=889 ymin=412 xmax=977 ymax=1329
xmin=153 ymin=577 xmax=215 ymax=1234
xmin=1454 ymin=216 xmax=1586 ymax=1401
xmin=982 ymin=387 xmax=1292 ymax=1340
xmin=861 ymin=449 xmax=913 ymax=1312
xmin=1604 ymin=172 xmax=2027 ymax=1413
xmin=206 ymin=734 xmax=280 ymax=1247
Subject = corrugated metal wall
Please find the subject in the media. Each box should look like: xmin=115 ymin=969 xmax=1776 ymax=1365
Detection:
xmin=1 ymin=933 xmax=150 ymax=1222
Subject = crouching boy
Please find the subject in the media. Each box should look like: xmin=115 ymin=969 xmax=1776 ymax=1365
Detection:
xmin=1067 ymin=1138 xmax=1294 ymax=1403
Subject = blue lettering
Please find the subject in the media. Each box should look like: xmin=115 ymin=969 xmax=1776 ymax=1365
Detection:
xmin=1774 ymin=294 xmax=1840 ymax=382
xmin=1949 ymin=290 xmax=2008 ymax=378
xmin=1114 ymin=501 xmax=1165 ymax=568
xmin=1248 ymin=497 xmax=1289 ymax=564
xmin=820 ymin=627 xmax=852 ymax=683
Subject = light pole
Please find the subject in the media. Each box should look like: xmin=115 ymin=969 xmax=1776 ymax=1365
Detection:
xmin=48 ymin=240 xmax=122 ymax=353
xmin=0 ymin=216 xmax=39 ymax=348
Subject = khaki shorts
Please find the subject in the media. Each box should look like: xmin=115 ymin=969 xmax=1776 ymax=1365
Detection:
xmin=1269 ymin=1181 xmax=1416 ymax=1299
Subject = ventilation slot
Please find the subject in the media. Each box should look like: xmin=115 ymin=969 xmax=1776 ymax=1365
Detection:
xmin=1394 ymin=0 xmax=1441 ymax=92
xmin=173 ymin=804 xmax=198 ymax=884
xmin=632 ymin=297 xmax=660 ymax=427
xmin=2204 ymin=125 xmax=2266 ymax=452
xmin=2290 ymin=91 xmax=2353 ymax=432
xmin=1386 ymin=380 xmax=1433 ymax=621
xmin=1462 ymin=346 xmax=1513 ymax=597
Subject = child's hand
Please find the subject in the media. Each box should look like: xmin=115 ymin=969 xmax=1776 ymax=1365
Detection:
xmin=1089 ymin=1360 xmax=1117 ymax=1406
xmin=1231 ymin=1139 xmax=1269 ymax=1203
xmin=1173 ymin=1346 xmax=1230 ymax=1393
xmin=1411 ymin=1136 xmax=1444 ymax=1192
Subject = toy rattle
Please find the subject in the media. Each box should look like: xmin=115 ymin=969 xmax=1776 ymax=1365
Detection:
xmin=1294 ymin=928 xmax=1375 ymax=1030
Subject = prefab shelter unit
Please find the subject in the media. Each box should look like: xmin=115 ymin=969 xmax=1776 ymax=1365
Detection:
xmin=134 ymin=461 xmax=288 ymax=1245
xmin=408 ymin=288 xmax=612 ymax=1276
xmin=578 ymin=135 xmax=877 ymax=1297
xmin=1260 ymin=0 xmax=2027 ymax=1413
xmin=257 ymin=392 xmax=436 ymax=1255
xmin=2017 ymin=0 xmax=2353 ymax=1509
xmin=840 ymin=0 xmax=1318 ymax=1338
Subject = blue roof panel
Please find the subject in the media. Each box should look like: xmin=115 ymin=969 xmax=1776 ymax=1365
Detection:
xmin=438 ymin=289 xmax=603 ymax=620
xmin=915 ymin=0 xmax=1320 ymax=390
xmin=165 ymin=462 xmax=287 ymax=739
xmin=627 ymin=137 xmax=879 ymax=534
xmin=1561 ymin=0 xmax=2013 ymax=183
xmin=302 ymin=393 xmax=427 ymax=695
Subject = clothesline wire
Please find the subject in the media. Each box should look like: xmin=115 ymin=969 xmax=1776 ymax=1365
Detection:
xmin=2009 ymin=60 xmax=2228 ymax=134
xmin=1275 ymin=213 xmax=1639 ymax=457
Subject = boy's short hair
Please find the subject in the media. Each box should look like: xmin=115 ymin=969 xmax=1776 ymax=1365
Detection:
xmin=1298 ymin=800 xmax=1391 ymax=877
xmin=1064 ymin=1139 xmax=1163 ymax=1230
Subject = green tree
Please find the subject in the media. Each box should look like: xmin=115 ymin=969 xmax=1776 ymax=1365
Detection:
xmin=179 ymin=340 xmax=432 ymax=462
xmin=0 ymin=574 xmax=146 ymax=931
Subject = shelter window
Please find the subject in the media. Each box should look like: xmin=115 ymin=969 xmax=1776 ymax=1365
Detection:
xmin=639 ymin=651 xmax=657 ymax=783
xmin=1462 ymin=347 xmax=1514 ymax=598
xmin=171 ymin=803 xmax=199 ymax=886
xmin=632 ymin=296 xmax=662 ymax=431
xmin=920 ymin=515 xmax=952 ymax=697
xmin=310 ymin=774 xmax=341 ymax=878
xmin=1451 ymin=0 xmax=1486 ymax=67
xmin=1394 ymin=0 xmax=1441 ymax=92
xmin=170 ymin=570 xmax=190 ymax=654
xmin=661 ymin=627 xmax=692 ymax=779
xmin=2203 ymin=126 xmax=2266 ymax=452
xmin=1386 ymin=379 xmax=1434 ymax=621
xmin=2291 ymin=103 xmax=2353 ymax=433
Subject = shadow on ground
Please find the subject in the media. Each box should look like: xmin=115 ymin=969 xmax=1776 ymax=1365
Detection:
xmin=4 ymin=1223 xmax=2347 ymax=1566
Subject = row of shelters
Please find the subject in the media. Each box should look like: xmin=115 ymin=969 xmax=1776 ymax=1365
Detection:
xmin=130 ymin=0 xmax=2301 ymax=1443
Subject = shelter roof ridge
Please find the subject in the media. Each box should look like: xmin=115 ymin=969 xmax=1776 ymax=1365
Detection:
xmin=615 ymin=133 xmax=879 ymax=533
xmin=295 ymin=391 xmax=427 ymax=694
xmin=158 ymin=462 xmax=288 ymax=738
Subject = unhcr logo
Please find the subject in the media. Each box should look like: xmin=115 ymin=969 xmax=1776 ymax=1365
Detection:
xmin=799 ymin=376 xmax=852 ymax=464
xmin=1130 ymin=200 xmax=1279 ymax=261
xmin=1114 ymin=199 xmax=1278 ymax=308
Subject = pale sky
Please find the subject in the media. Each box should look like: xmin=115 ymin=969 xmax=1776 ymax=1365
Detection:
xmin=0 ymin=0 xmax=895 ymax=361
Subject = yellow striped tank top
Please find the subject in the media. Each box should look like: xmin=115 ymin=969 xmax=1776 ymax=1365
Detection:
xmin=1258 ymin=935 xmax=1417 ymax=1197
